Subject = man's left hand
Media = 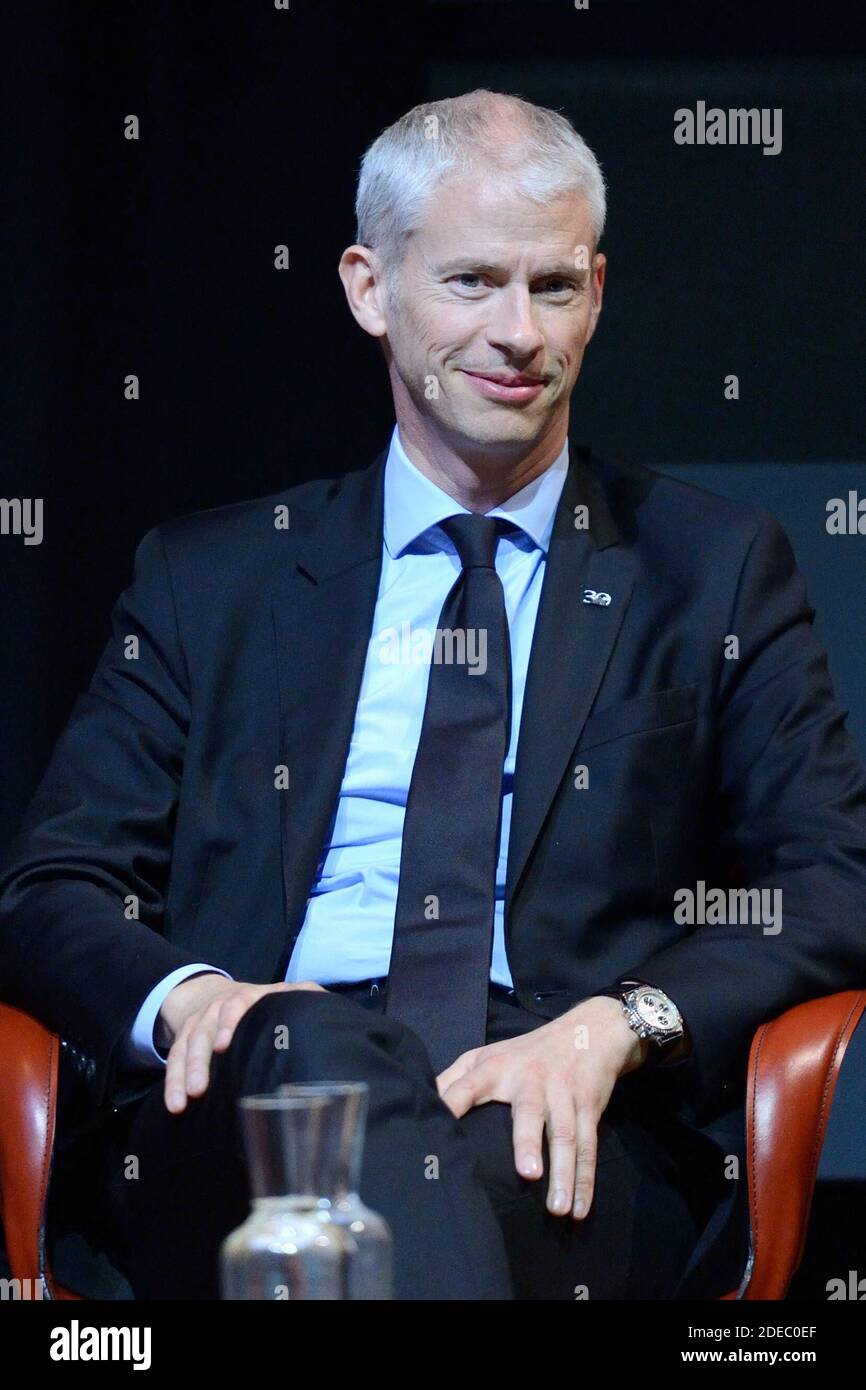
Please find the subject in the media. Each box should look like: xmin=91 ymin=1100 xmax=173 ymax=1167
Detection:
xmin=435 ymin=996 xmax=649 ymax=1221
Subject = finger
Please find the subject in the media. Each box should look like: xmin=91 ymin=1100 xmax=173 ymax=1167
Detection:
xmin=572 ymin=1103 xmax=599 ymax=1220
xmin=164 ymin=1027 xmax=191 ymax=1114
xmin=510 ymin=1086 xmax=546 ymax=1180
xmin=544 ymin=1081 xmax=579 ymax=1216
xmin=438 ymin=1062 xmax=491 ymax=1119
xmin=211 ymin=989 xmax=259 ymax=1051
xmin=435 ymin=1049 xmax=476 ymax=1097
xmin=183 ymin=999 xmax=225 ymax=1098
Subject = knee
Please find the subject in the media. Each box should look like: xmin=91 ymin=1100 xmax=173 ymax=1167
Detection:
xmin=228 ymin=988 xmax=329 ymax=1086
xmin=228 ymin=987 xmax=387 ymax=1092
xmin=235 ymin=986 xmax=323 ymax=1040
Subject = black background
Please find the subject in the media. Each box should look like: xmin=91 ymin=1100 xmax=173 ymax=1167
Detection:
xmin=2 ymin=0 xmax=864 ymax=836
xmin=1 ymin=0 xmax=865 ymax=1300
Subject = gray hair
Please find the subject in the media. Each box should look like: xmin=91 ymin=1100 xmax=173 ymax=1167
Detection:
xmin=354 ymin=89 xmax=607 ymax=285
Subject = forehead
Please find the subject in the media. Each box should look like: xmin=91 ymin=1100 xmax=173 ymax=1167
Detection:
xmin=414 ymin=173 xmax=593 ymax=253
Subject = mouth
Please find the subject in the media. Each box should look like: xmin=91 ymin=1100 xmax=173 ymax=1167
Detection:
xmin=458 ymin=369 xmax=547 ymax=404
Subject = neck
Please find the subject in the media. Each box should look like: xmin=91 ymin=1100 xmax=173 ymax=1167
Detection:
xmin=394 ymin=415 xmax=569 ymax=513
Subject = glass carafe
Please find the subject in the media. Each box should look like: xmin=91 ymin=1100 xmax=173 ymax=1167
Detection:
xmin=220 ymin=1084 xmax=392 ymax=1300
xmin=279 ymin=1081 xmax=393 ymax=1300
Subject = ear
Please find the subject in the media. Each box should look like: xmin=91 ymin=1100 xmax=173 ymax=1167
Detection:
xmin=585 ymin=250 xmax=606 ymax=345
xmin=338 ymin=244 xmax=390 ymax=339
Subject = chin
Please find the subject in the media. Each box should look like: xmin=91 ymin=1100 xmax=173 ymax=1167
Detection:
xmin=458 ymin=415 xmax=540 ymax=446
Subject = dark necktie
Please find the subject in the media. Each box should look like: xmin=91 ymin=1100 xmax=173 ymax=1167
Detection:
xmin=384 ymin=512 xmax=514 ymax=1073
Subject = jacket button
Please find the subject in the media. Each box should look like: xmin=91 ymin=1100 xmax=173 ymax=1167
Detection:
xmin=86 ymin=1060 xmax=96 ymax=1080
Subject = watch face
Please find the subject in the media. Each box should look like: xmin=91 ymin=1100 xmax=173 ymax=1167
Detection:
xmin=633 ymin=987 xmax=680 ymax=1034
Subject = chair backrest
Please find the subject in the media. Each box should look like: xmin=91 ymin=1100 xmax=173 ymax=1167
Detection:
xmin=734 ymin=988 xmax=866 ymax=1300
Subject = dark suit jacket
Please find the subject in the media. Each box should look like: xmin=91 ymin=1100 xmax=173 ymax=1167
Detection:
xmin=3 ymin=435 xmax=866 ymax=1293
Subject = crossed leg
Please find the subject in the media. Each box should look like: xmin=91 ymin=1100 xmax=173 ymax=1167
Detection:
xmin=105 ymin=988 xmax=729 ymax=1300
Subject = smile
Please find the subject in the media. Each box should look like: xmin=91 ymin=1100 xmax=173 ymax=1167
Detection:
xmin=459 ymin=370 xmax=546 ymax=404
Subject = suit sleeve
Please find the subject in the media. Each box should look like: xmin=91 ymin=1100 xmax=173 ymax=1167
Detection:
xmin=631 ymin=514 xmax=866 ymax=1119
xmin=0 ymin=525 xmax=209 ymax=1107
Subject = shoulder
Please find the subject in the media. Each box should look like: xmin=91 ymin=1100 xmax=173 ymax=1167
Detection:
xmin=585 ymin=448 xmax=787 ymax=563
xmin=133 ymin=460 xmax=378 ymax=583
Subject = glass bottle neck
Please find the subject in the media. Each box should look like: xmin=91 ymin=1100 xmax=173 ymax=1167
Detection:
xmin=239 ymin=1086 xmax=368 ymax=1201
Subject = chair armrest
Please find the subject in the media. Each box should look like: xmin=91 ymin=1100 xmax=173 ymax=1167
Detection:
xmin=733 ymin=989 xmax=866 ymax=1300
xmin=0 ymin=1002 xmax=60 ymax=1295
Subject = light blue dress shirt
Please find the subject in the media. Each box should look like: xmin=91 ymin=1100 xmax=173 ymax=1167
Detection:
xmin=126 ymin=425 xmax=568 ymax=1068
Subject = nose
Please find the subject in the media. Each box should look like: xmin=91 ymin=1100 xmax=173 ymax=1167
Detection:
xmin=485 ymin=283 xmax=545 ymax=360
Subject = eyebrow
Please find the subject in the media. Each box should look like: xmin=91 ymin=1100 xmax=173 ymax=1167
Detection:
xmin=434 ymin=257 xmax=588 ymax=281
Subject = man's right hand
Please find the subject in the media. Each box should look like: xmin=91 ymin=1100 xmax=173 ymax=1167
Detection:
xmin=157 ymin=974 xmax=326 ymax=1114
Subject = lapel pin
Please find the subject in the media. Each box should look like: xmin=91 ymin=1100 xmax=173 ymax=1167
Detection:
xmin=583 ymin=589 xmax=612 ymax=607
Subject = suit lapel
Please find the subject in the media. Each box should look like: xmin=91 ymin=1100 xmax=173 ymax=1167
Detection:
xmin=505 ymin=446 xmax=636 ymax=920
xmin=270 ymin=452 xmax=386 ymax=978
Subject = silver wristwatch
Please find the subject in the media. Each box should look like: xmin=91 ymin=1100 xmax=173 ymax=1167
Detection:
xmin=607 ymin=979 xmax=685 ymax=1056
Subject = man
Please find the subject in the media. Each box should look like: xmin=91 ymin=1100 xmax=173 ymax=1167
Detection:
xmin=2 ymin=89 xmax=866 ymax=1301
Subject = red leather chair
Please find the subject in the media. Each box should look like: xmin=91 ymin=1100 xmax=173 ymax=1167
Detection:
xmin=1 ymin=991 xmax=864 ymax=1300
xmin=0 ymin=1006 xmax=81 ymax=1299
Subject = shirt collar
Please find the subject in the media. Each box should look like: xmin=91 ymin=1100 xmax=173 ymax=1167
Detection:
xmin=383 ymin=423 xmax=569 ymax=559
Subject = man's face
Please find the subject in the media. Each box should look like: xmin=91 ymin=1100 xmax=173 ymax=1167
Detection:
xmin=379 ymin=174 xmax=605 ymax=456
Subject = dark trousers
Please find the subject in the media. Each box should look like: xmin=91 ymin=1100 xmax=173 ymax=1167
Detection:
xmin=105 ymin=984 xmax=742 ymax=1300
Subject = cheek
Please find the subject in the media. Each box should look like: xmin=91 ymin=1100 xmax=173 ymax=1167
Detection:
xmin=412 ymin=296 xmax=482 ymax=353
xmin=400 ymin=305 xmax=449 ymax=356
xmin=555 ymin=317 xmax=593 ymax=372
xmin=566 ymin=340 xmax=586 ymax=371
